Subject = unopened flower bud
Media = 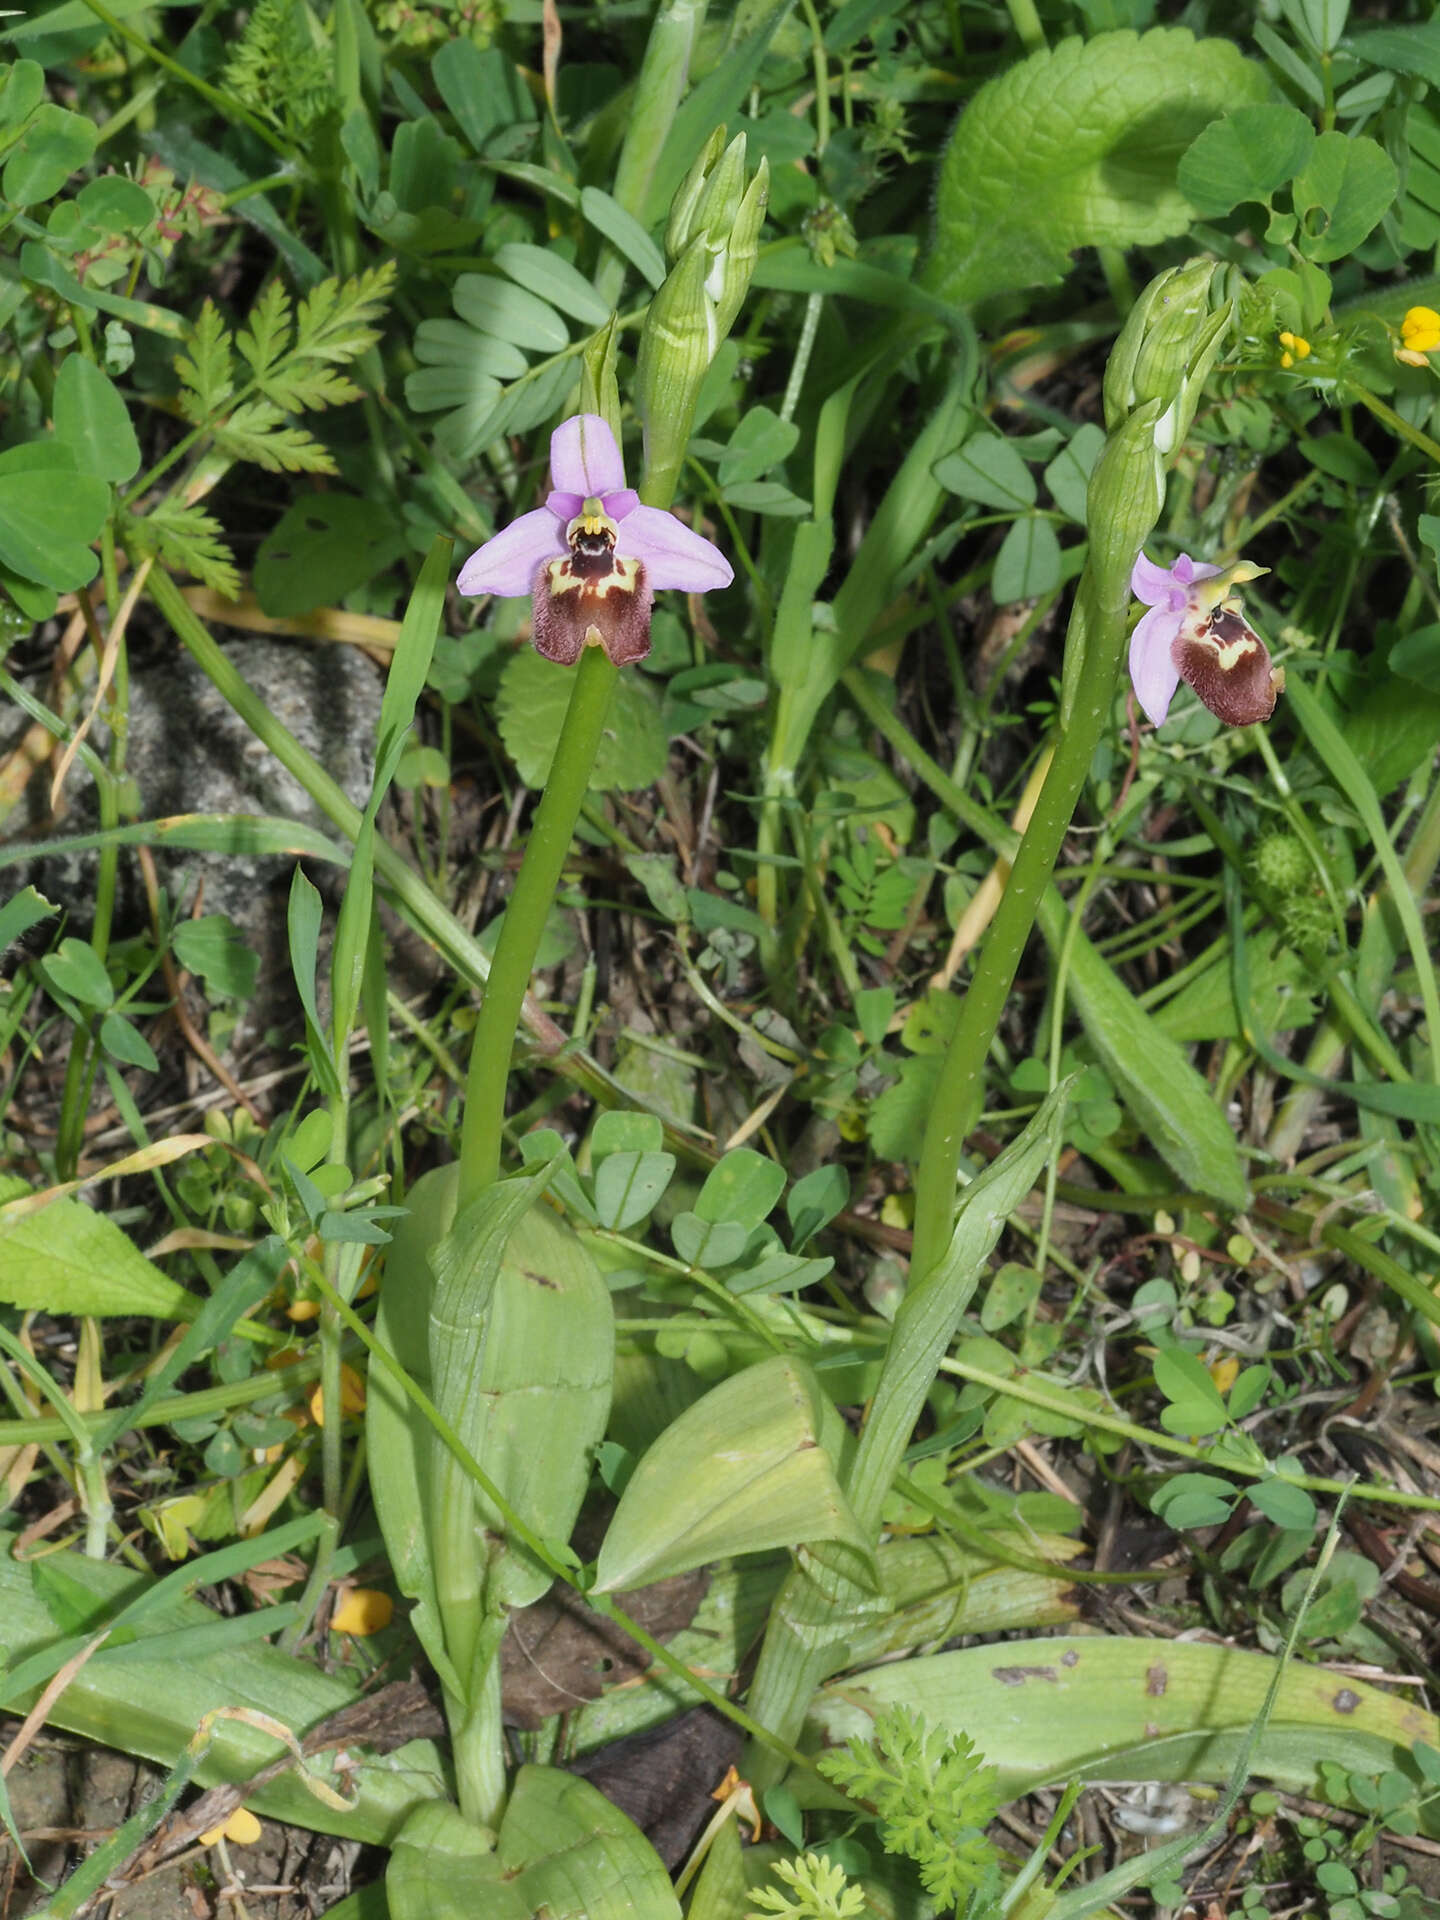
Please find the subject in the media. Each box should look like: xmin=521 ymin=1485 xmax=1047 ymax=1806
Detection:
xmin=638 ymin=142 xmax=768 ymax=502
xmin=666 ymin=127 xmax=742 ymax=261
xmin=1104 ymin=259 xmax=1231 ymax=455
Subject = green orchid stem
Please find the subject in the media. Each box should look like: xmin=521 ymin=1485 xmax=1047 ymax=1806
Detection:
xmin=908 ymin=588 xmax=1123 ymax=1290
xmin=456 ymin=645 xmax=619 ymax=1210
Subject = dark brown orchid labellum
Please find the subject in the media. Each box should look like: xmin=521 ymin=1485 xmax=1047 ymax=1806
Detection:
xmin=531 ymin=508 xmax=655 ymax=668
xmin=1172 ymin=605 xmax=1284 ymax=728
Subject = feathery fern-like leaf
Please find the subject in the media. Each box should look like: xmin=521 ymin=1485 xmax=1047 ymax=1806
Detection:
xmin=125 ymin=503 xmax=241 ymax=599
xmin=176 ymin=302 xmax=234 ymax=422
xmin=214 ymin=403 xmax=337 ymax=474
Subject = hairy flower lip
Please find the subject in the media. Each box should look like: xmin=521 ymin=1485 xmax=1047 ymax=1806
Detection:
xmin=1129 ymin=550 xmax=1280 ymax=729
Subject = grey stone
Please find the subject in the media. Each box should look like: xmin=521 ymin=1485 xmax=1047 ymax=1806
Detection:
xmin=5 ymin=637 xmax=382 ymax=950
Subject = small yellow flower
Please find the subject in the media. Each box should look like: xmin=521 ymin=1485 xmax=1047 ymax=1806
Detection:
xmin=1277 ymin=329 xmax=1312 ymax=372
xmin=332 ymin=1587 xmax=394 ymax=1635
xmin=308 ymin=1363 xmax=366 ymax=1428
xmin=1209 ymin=1354 xmax=1240 ymax=1396
xmin=1402 ymin=305 xmax=1440 ymax=351
xmin=1398 ymin=306 xmax=1440 ymax=367
xmin=200 ymin=1807 xmax=261 ymax=1848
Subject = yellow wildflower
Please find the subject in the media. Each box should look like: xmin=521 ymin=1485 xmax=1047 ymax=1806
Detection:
xmin=1277 ymin=329 xmax=1312 ymax=372
xmin=332 ymin=1587 xmax=394 ymax=1635
xmin=200 ymin=1807 xmax=262 ymax=1848
xmin=1397 ymin=306 xmax=1440 ymax=367
xmin=308 ymin=1362 xmax=366 ymax=1428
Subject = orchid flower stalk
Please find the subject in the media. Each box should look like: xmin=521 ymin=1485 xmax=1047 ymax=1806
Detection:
xmin=455 ymin=413 xmax=730 ymax=1206
xmin=743 ymin=264 xmax=1239 ymax=1793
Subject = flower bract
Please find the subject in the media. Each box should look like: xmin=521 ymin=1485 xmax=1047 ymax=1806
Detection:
xmin=456 ymin=414 xmax=732 ymax=667
xmin=1129 ymin=551 xmax=1282 ymax=728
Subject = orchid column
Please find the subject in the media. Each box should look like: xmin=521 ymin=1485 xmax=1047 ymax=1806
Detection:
xmin=455 ymin=135 xmax=765 ymax=1213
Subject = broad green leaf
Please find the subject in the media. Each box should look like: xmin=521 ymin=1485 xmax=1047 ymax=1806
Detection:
xmin=1299 ymin=434 xmax=1379 ymax=486
xmin=495 ymin=647 xmax=667 ymax=792
xmin=0 ymin=59 xmax=44 ymax=128
xmin=1292 ymin=130 xmax=1398 ymax=262
xmin=0 ymin=1198 xmax=197 ymax=1319
xmin=593 ymin=1150 xmax=676 ymax=1231
xmin=412 ymin=318 xmax=527 ymax=380
xmin=671 ymin=1211 xmax=749 ymax=1268
xmin=592 ymin=1111 xmax=665 ymax=1157
xmin=928 ymin=28 xmax=1270 ymax=307
xmin=718 ymin=406 xmax=801 ymax=486
xmin=1250 ymin=1478 xmax=1317 ymax=1530
xmin=452 ymin=273 xmax=569 ymax=352
xmin=404 ymin=365 xmax=501 ymax=416
xmin=171 ymin=915 xmax=259 ymax=1001
xmin=0 ymin=444 xmax=109 ymax=591
xmin=53 ymin=354 xmax=141 ymax=483
xmin=428 ymin=1170 xmax=613 ymax=1612
xmin=1290 ymin=0 xmax=1348 ymax=54
xmin=254 ymin=491 xmax=405 ymax=617
xmin=75 ymin=173 xmax=155 ymax=233
xmin=0 ymin=1527 xmax=446 ymax=1843
xmin=0 ymin=886 xmax=56 ymax=951
xmin=430 ymin=39 xmax=534 ymax=153
xmin=1039 ymin=892 xmax=1249 ymax=1207
xmin=934 ymin=433 xmax=1036 ymax=511
xmin=496 ymin=243 xmax=611 ymax=328
xmin=387 ymin=1803 xmax=521 ymax=1920
xmin=807 ymin=1636 xmax=1440 ymax=1826
xmin=493 ymin=1767 xmax=681 ymax=1919
xmin=1153 ymin=1346 xmax=1228 ymax=1437
xmin=37 ymin=935 xmax=113 ymax=1009
xmin=787 ymin=1164 xmax=850 ymax=1247
xmin=992 ymin=516 xmax=1063 ymax=603
xmin=694 ymin=1148 xmax=786 ymax=1229
xmin=1149 ymin=935 xmax=1317 ymax=1044
xmin=1177 ymin=102 xmax=1316 ymax=215
xmin=1347 ymin=20 xmax=1440 ymax=90
xmin=579 ymin=185 xmax=666 ymax=290
xmin=1 ymin=101 xmax=96 ymax=205
xmin=1042 ymin=423 xmax=1105 ymax=524
xmin=1388 ymin=623 xmax=1440 ymax=694
xmin=366 ymin=1164 xmax=462 ymax=1691
xmin=593 ymin=1355 xmax=873 ymax=1591
xmin=98 ymin=1011 xmax=159 ymax=1072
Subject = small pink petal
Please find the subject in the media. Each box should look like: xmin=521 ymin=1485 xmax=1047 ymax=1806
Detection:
xmin=1129 ymin=604 xmax=1183 ymax=727
xmin=1172 ymin=552 xmax=1223 ymax=588
xmin=602 ymin=488 xmax=640 ymax=521
xmin=1131 ymin=551 xmax=1183 ymax=607
xmin=546 ymin=490 xmax=584 ymax=521
xmin=549 ymin=415 xmax=626 ymax=498
xmin=617 ymin=506 xmax=733 ymax=593
xmin=457 ymin=508 xmax=564 ymax=598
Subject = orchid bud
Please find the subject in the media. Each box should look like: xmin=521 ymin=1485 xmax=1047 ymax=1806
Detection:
xmin=1103 ymin=259 xmax=1231 ymax=455
xmin=637 ymin=139 xmax=768 ymax=503
xmin=666 ymin=126 xmax=734 ymax=260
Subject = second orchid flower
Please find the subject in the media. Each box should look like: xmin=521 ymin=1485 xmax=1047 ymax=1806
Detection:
xmin=1129 ymin=551 xmax=1282 ymax=729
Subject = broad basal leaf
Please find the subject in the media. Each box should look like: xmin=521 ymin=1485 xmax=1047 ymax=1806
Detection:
xmin=928 ymin=28 xmax=1269 ymax=308
xmin=593 ymin=1355 xmax=873 ymax=1592
xmin=0 ymin=1197 xmax=198 ymax=1318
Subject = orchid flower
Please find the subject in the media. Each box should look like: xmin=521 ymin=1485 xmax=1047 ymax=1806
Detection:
xmin=1129 ymin=551 xmax=1282 ymax=729
xmin=456 ymin=414 xmax=732 ymax=667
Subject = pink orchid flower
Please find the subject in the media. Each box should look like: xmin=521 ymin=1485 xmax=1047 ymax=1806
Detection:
xmin=456 ymin=414 xmax=732 ymax=667
xmin=1129 ymin=551 xmax=1282 ymax=728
